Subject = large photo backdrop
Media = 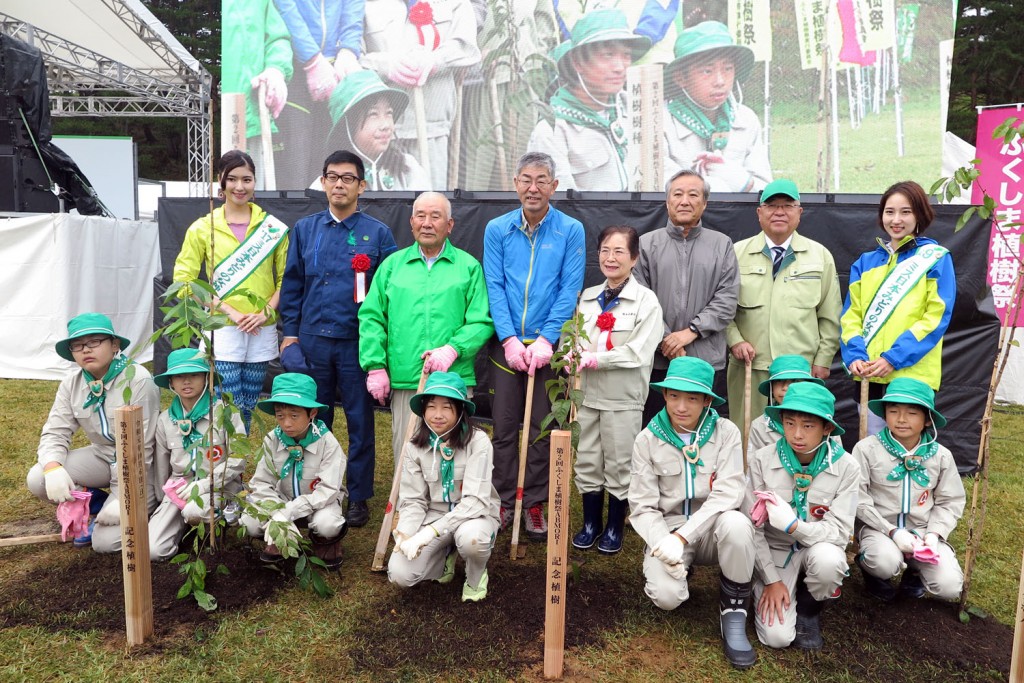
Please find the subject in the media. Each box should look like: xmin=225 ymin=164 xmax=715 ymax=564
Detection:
xmin=221 ymin=0 xmax=956 ymax=194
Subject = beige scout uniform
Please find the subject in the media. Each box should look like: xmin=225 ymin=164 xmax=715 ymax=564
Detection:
xmin=241 ymin=430 xmax=347 ymax=539
xmin=749 ymin=443 xmax=859 ymax=649
xmin=28 ymin=365 xmax=160 ymax=553
xmin=389 ymin=429 xmax=500 ymax=589
xmin=629 ymin=418 xmax=754 ymax=610
xmin=725 ymin=233 xmax=842 ymax=421
xmin=575 ymin=279 xmax=664 ymax=499
xmin=854 ymin=436 xmax=965 ymax=600
xmin=148 ymin=405 xmax=247 ymax=561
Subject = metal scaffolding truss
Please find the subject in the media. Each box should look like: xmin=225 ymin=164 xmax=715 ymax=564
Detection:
xmin=0 ymin=0 xmax=213 ymax=190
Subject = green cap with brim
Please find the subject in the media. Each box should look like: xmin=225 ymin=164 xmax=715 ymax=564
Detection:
xmin=328 ymin=70 xmax=409 ymax=137
xmin=650 ymin=356 xmax=725 ymax=407
xmin=759 ymin=178 xmax=800 ymax=204
xmin=867 ymin=377 xmax=947 ymax=428
xmin=758 ymin=355 xmax=824 ymax=397
xmin=667 ymin=21 xmax=755 ymax=83
xmin=559 ymin=9 xmax=652 ymax=73
xmin=257 ymin=373 xmax=327 ymax=414
xmin=55 ymin=312 xmax=131 ymax=361
xmin=154 ymin=348 xmax=216 ymax=389
xmin=410 ymin=371 xmax=476 ymax=417
xmin=764 ymin=382 xmax=845 ymax=436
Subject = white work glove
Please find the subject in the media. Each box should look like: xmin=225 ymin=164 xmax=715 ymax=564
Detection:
xmin=891 ymin=528 xmax=917 ymax=554
xmin=392 ymin=530 xmax=409 ymax=546
xmin=766 ymin=499 xmax=799 ymax=534
xmin=651 ymin=533 xmax=685 ymax=566
xmin=250 ymin=67 xmax=288 ymax=118
xmin=399 ymin=526 xmax=437 ymax=561
xmin=923 ymin=532 xmax=940 ymax=550
xmin=95 ymin=498 xmax=120 ymax=526
xmin=303 ymin=53 xmax=339 ymax=101
xmin=43 ymin=465 xmax=75 ymax=503
xmin=664 ymin=562 xmax=688 ymax=581
xmin=333 ymin=49 xmax=361 ymax=79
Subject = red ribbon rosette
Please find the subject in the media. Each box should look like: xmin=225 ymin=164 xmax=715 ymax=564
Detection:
xmin=596 ymin=312 xmax=615 ymax=350
xmin=408 ymin=1 xmax=440 ymax=50
xmin=352 ymin=254 xmax=371 ymax=303
xmin=351 ymin=254 xmax=371 ymax=273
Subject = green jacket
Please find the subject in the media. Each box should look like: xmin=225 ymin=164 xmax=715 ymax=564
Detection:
xmin=725 ymin=232 xmax=842 ymax=371
xmin=358 ymin=240 xmax=494 ymax=389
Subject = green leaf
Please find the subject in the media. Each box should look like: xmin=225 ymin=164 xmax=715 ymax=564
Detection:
xmin=308 ymin=556 xmax=328 ymax=569
xmin=967 ymin=605 xmax=989 ymax=619
xmin=296 ymin=554 xmax=307 ymax=575
xmin=1010 ymin=340 xmax=1020 ymax=347
xmin=958 ymin=610 xmax=970 ymax=624
xmin=177 ymin=582 xmax=192 ymax=600
xmin=122 ymin=385 xmax=132 ymax=403
xmin=195 ymin=590 xmax=218 ymax=612
xmin=216 ymin=563 xmax=230 ymax=576
xmin=928 ymin=177 xmax=947 ymax=195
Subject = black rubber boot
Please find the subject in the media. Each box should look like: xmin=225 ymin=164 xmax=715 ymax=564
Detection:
xmin=793 ymin=582 xmax=825 ymax=650
xmin=719 ymin=574 xmax=757 ymax=669
xmin=572 ymin=491 xmax=604 ymax=550
xmin=310 ymin=530 xmax=345 ymax=572
xmin=597 ymin=495 xmax=627 ymax=555
xmin=857 ymin=555 xmax=896 ymax=602
xmin=899 ymin=566 xmax=925 ymax=599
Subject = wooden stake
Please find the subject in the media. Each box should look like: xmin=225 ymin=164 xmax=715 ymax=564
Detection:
xmin=487 ymin=77 xmax=510 ymax=190
xmin=742 ymin=361 xmax=752 ymax=472
xmin=510 ymin=373 xmax=536 ymax=561
xmin=413 ymin=87 xmax=432 ymax=187
xmin=371 ymin=370 xmax=430 ymax=572
xmin=1010 ymin=546 xmax=1024 ymax=682
xmin=544 ymin=429 xmax=572 ymax=680
xmin=116 ymin=405 xmax=153 ymax=646
xmin=448 ymin=73 xmax=465 ymax=190
xmin=257 ymin=82 xmax=277 ymax=191
xmin=859 ymin=379 xmax=870 ymax=441
xmin=0 ymin=533 xmax=64 ymax=548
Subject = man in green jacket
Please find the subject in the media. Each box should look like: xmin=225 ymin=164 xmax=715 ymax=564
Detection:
xmin=358 ymin=192 xmax=494 ymax=465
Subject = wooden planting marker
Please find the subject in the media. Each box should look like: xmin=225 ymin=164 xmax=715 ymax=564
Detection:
xmin=543 ymin=429 xmax=572 ymax=680
xmin=1010 ymin=546 xmax=1024 ymax=682
xmin=116 ymin=405 xmax=153 ymax=646
xmin=0 ymin=533 xmax=63 ymax=548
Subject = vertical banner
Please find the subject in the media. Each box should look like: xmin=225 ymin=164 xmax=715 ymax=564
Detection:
xmin=973 ymin=105 xmax=1024 ymax=325
xmin=626 ymin=64 xmax=664 ymax=192
xmin=853 ymin=0 xmax=896 ymax=51
xmin=897 ymin=4 xmax=920 ymax=63
xmin=795 ymin=0 xmax=828 ymax=70
xmin=728 ymin=0 xmax=772 ymax=63
xmin=939 ymin=39 xmax=955 ymax=132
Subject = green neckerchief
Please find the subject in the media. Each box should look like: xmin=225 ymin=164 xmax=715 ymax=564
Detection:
xmin=648 ymin=407 xmax=718 ymax=517
xmin=549 ymin=86 xmax=627 ymax=163
xmin=765 ymin=413 xmax=782 ymax=435
xmin=168 ymin=390 xmax=212 ymax=454
xmin=879 ymin=428 xmax=938 ymax=488
xmin=82 ymin=354 xmax=132 ymax=412
xmin=275 ymin=419 xmax=328 ymax=484
xmin=776 ymin=438 xmax=845 ymax=521
xmin=429 ymin=432 xmax=456 ymax=506
xmin=667 ymin=96 xmax=735 ymax=151
xmin=366 ymin=165 xmax=396 ymax=191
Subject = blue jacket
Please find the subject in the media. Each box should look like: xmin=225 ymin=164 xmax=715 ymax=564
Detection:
xmin=483 ymin=206 xmax=586 ymax=343
xmin=273 ymin=0 xmax=365 ymax=63
xmin=280 ymin=209 xmax=398 ymax=340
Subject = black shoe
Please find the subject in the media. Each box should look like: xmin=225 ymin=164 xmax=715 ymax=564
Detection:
xmin=572 ymin=491 xmax=604 ymax=550
xmin=347 ymin=500 xmax=370 ymax=528
xmin=259 ymin=543 xmax=283 ymax=564
xmin=857 ymin=555 xmax=897 ymax=602
xmin=310 ymin=532 xmax=344 ymax=572
xmin=597 ymin=495 xmax=627 ymax=555
xmin=793 ymin=582 xmax=824 ymax=650
xmin=719 ymin=574 xmax=757 ymax=669
xmin=899 ymin=566 xmax=925 ymax=599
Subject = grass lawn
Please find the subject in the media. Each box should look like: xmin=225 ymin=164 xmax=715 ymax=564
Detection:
xmin=0 ymin=376 xmax=1018 ymax=682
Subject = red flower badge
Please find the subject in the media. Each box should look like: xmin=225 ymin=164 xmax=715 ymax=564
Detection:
xmin=351 ymin=254 xmax=371 ymax=273
xmin=408 ymin=1 xmax=440 ymax=50
xmin=596 ymin=312 xmax=615 ymax=350
xmin=352 ymin=254 xmax=371 ymax=303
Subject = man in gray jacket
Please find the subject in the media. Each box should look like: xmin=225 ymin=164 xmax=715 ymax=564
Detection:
xmin=634 ymin=170 xmax=739 ymax=425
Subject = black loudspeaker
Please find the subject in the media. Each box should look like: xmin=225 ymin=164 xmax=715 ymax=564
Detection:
xmin=0 ymin=151 xmax=60 ymax=213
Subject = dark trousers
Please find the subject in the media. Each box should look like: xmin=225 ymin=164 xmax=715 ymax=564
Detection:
xmin=302 ymin=335 xmax=375 ymax=503
xmin=489 ymin=342 xmax=555 ymax=509
xmin=642 ymin=365 xmax=729 ymax=427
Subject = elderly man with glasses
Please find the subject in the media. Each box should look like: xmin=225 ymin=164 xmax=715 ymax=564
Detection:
xmin=482 ymin=151 xmax=585 ymax=541
xmin=724 ymin=179 xmax=842 ymax=421
xmin=279 ymin=149 xmax=398 ymax=529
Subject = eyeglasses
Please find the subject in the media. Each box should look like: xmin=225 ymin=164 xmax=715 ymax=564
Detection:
xmin=760 ymin=203 xmax=800 ymax=214
xmin=69 ymin=337 xmax=111 ymax=353
xmin=515 ymin=176 xmax=553 ymax=190
xmin=323 ymin=172 xmax=361 ymax=186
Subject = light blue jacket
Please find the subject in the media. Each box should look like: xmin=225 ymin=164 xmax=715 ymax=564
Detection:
xmin=273 ymin=0 xmax=365 ymax=63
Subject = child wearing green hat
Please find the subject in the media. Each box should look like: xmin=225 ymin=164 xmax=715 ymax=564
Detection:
xmin=628 ymin=356 xmax=758 ymax=670
xmin=27 ymin=313 xmax=161 ymax=552
xmin=240 ymin=373 xmax=347 ymax=570
xmin=148 ymin=349 xmax=247 ymax=561
xmin=748 ymin=382 xmax=859 ymax=651
xmin=388 ymin=372 xmax=499 ymax=602
xmin=853 ymin=378 xmax=965 ymax=602
xmin=747 ymin=355 xmax=825 ymax=453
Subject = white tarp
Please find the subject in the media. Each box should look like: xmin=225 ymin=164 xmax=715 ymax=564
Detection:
xmin=0 ymin=213 xmax=159 ymax=380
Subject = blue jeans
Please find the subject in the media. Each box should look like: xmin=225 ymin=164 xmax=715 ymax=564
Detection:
xmin=301 ymin=335 xmax=375 ymax=503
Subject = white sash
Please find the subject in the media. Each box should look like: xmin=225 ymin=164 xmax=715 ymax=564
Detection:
xmin=861 ymin=244 xmax=948 ymax=345
xmin=210 ymin=214 xmax=290 ymax=299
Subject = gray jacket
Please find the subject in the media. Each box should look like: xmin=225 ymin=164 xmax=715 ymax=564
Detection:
xmin=634 ymin=222 xmax=740 ymax=370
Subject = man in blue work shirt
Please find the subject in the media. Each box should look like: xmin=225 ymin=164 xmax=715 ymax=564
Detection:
xmin=279 ymin=149 xmax=398 ymax=527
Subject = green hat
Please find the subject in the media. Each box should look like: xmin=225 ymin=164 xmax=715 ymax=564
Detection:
xmin=328 ymin=70 xmax=409 ymax=137
xmin=410 ymin=372 xmax=476 ymax=417
xmin=668 ymin=21 xmax=755 ymax=83
xmin=764 ymin=382 xmax=845 ymax=436
xmin=760 ymin=178 xmax=801 ymax=204
xmin=758 ymin=355 xmax=824 ymax=397
xmin=559 ymin=9 xmax=651 ymax=73
xmin=154 ymin=348 xmax=216 ymax=389
xmin=651 ymin=357 xmax=725 ymax=406
xmin=867 ymin=378 xmax=947 ymax=428
xmin=257 ymin=373 xmax=327 ymax=414
xmin=55 ymin=312 xmax=131 ymax=361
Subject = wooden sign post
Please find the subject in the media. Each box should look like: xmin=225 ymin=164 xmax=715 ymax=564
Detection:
xmin=543 ymin=429 xmax=572 ymax=679
xmin=625 ymin=63 xmax=664 ymax=192
xmin=1010 ymin=546 xmax=1024 ymax=682
xmin=221 ymin=92 xmax=247 ymax=154
xmin=116 ymin=405 xmax=153 ymax=646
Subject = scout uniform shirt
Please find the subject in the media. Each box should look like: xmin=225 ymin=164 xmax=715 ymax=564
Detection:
xmin=153 ymin=401 xmax=247 ymax=500
xmin=248 ymin=426 xmax=347 ymax=517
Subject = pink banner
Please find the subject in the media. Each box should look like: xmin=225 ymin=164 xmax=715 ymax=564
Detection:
xmin=974 ymin=105 xmax=1024 ymax=325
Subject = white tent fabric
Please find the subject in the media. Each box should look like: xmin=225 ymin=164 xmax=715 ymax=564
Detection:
xmin=0 ymin=213 xmax=159 ymax=380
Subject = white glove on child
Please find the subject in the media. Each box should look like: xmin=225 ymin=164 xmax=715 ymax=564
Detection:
xmin=766 ymin=499 xmax=799 ymax=533
xmin=43 ymin=465 xmax=76 ymax=503
xmin=95 ymin=498 xmax=120 ymax=526
xmin=399 ymin=526 xmax=437 ymax=561
xmin=891 ymin=528 xmax=917 ymax=554
xmin=664 ymin=562 xmax=688 ymax=581
xmin=651 ymin=533 xmax=685 ymax=566
xmin=923 ymin=532 xmax=940 ymax=550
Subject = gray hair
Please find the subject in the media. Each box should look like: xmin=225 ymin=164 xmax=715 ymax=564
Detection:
xmin=412 ymin=191 xmax=452 ymax=218
xmin=515 ymin=151 xmax=556 ymax=180
xmin=665 ymin=169 xmax=710 ymax=201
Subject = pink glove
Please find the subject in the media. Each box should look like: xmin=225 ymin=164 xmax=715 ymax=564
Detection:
xmin=911 ymin=533 xmax=941 ymax=565
xmin=578 ymin=351 xmax=598 ymax=370
xmin=422 ymin=345 xmax=458 ymax=373
xmin=502 ymin=337 xmax=528 ymax=373
xmin=303 ymin=53 xmax=338 ymax=101
xmin=386 ymin=51 xmax=435 ymax=87
xmin=366 ymin=368 xmax=391 ymax=405
xmin=251 ymin=67 xmax=288 ymax=118
xmin=749 ymin=490 xmax=778 ymax=528
xmin=526 ymin=337 xmax=554 ymax=376
xmin=162 ymin=477 xmax=189 ymax=510
xmin=56 ymin=489 xmax=92 ymax=542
